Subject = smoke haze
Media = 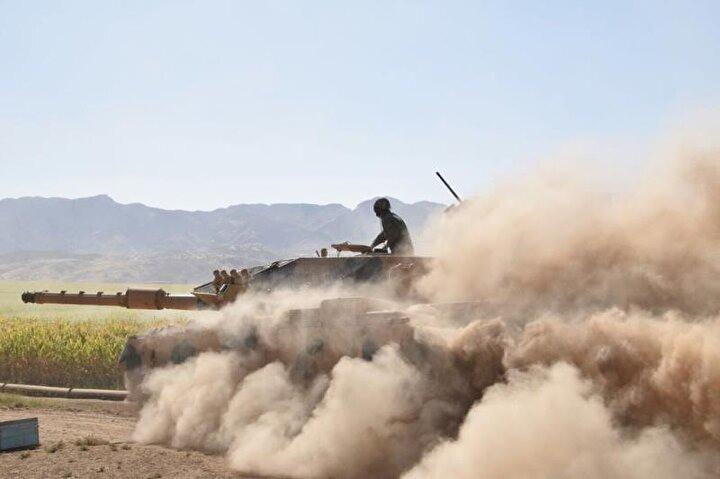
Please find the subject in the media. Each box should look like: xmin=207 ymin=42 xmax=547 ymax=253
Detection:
xmin=133 ymin=137 xmax=720 ymax=477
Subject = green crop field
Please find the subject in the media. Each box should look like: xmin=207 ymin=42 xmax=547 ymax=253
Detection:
xmin=0 ymin=280 xmax=194 ymax=389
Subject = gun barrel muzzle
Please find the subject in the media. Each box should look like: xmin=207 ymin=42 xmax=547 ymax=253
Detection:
xmin=21 ymin=291 xmax=36 ymax=304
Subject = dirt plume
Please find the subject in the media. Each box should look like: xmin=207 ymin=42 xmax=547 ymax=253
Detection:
xmin=508 ymin=310 xmax=720 ymax=447
xmin=404 ymin=363 xmax=711 ymax=479
xmin=419 ymin=147 xmax=720 ymax=317
xmin=133 ymin=291 xmax=507 ymax=478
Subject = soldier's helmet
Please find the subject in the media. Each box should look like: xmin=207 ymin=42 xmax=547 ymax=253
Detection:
xmin=373 ymin=197 xmax=391 ymax=216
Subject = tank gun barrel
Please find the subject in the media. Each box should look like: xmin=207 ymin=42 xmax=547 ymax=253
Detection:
xmin=21 ymin=288 xmax=199 ymax=310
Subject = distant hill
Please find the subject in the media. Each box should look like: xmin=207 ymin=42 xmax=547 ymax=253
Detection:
xmin=0 ymin=195 xmax=444 ymax=282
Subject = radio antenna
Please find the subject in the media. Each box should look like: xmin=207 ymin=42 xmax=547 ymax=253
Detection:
xmin=435 ymin=171 xmax=462 ymax=203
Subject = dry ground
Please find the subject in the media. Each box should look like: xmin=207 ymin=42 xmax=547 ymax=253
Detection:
xmin=0 ymin=394 xmax=251 ymax=479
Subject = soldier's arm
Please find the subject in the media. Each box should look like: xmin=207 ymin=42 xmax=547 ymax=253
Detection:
xmin=370 ymin=231 xmax=386 ymax=248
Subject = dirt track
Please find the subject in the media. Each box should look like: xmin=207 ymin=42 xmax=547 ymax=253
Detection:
xmin=0 ymin=396 xmax=250 ymax=479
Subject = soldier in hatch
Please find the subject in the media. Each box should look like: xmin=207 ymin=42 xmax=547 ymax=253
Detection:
xmin=369 ymin=198 xmax=414 ymax=255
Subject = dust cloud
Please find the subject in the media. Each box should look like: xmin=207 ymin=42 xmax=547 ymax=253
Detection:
xmin=418 ymin=144 xmax=720 ymax=316
xmin=133 ymin=138 xmax=720 ymax=478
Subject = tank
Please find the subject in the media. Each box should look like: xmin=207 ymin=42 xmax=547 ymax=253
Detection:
xmin=21 ymin=243 xmax=463 ymax=398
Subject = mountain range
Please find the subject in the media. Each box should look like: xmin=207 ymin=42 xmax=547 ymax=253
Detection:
xmin=0 ymin=195 xmax=444 ymax=283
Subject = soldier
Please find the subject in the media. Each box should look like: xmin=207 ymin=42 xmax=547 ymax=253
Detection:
xmin=212 ymin=269 xmax=223 ymax=292
xmin=369 ymin=198 xmax=414 ymax=255
xmin=238 ymin=269 xmax=251 ymax=294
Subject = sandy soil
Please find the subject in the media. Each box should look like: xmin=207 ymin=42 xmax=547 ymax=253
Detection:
xmin=0 ymin=396 xmax=250 ymax=479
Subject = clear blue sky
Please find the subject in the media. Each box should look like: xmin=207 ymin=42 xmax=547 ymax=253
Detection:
xmin=1 ymin=1 xmax=718 ymax=210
